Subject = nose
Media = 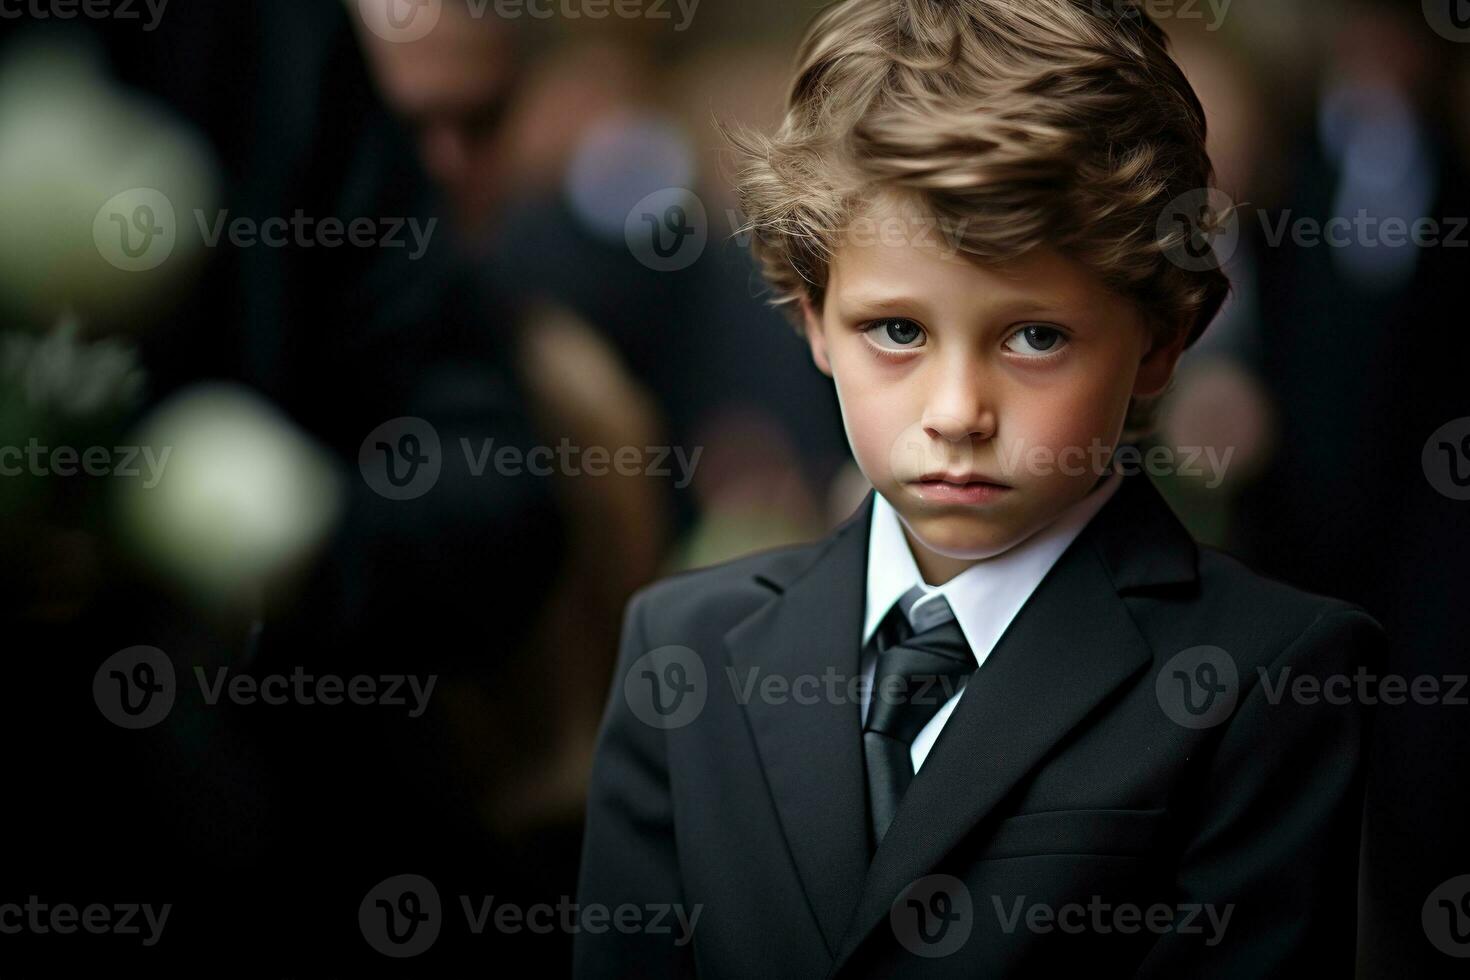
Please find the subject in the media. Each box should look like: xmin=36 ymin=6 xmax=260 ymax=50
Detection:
xmin=921 ymin=353 xmax=996 ymax=443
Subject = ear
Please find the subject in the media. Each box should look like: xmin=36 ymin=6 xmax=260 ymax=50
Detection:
xmin=801 ymin=295 xmax=833 ymax=377
xmin=1133 ymin=322 xmax=1190 ymax=399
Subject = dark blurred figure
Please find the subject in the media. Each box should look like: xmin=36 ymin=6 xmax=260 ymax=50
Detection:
xmin=355 ymin=12 xmax=674 ymax=968
xmin=2 ymin=0 xmax=565 ymax=970
xmin=356 ymin=8 xmax=849 ymax=548
xmin=1265 ymin=11 xmax=1470 ymax=976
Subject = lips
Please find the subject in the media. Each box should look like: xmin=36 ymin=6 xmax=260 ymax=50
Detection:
xmin=915 ymin=472 xmax=1011 ymax=488
xmin=907 ymin=476 xmax=1012 ymax=506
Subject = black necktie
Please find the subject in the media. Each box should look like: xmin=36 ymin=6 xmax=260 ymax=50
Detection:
xmin=863 ymin=588 xmax=976 ymax=851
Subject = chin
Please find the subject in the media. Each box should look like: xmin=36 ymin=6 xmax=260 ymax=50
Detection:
xmin=899 ymin=511 xmax=1027 ymax=562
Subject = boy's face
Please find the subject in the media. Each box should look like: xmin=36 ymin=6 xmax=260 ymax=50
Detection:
xmin=801 ymin=197 xmax=1186 ymax=584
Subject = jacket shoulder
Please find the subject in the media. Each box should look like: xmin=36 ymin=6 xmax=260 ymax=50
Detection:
xmin=623 ymin=534 xmax=833 ymax=640
xmin=1193 ymin=544 xmax=1377 ymax=621
xmin=1181 ymin=544 xmax=1388 ymax=671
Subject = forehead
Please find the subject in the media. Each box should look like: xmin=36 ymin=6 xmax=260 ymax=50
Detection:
xmin=826 ymin=192 xmax=1130 ymax=321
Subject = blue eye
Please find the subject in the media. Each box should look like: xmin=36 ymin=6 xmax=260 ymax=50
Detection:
xmin=865 ymin=318 xmax=926 ymax=351
xmin=1004 ymin=324 xmax=1067 ymax=356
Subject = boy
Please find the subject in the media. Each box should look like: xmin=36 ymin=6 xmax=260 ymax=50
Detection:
xmin=575 ymin=1 xmax=1384 ymax=976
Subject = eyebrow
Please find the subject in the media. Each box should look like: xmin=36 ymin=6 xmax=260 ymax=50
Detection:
xmin=837 ymin=294 xmax=929 ymax=316
xmin=836 ymin=292 xmax=1075 ymax=322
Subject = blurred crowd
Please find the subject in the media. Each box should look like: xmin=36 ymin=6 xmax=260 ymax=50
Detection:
xmin=1 ymin=0 xmax=1467 ymax=971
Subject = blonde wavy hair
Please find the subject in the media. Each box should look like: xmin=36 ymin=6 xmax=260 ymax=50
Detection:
xmin=725 ymin=0 xmax=1232 ymax=437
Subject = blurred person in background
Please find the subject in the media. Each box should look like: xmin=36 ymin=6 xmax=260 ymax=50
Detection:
xmin=356 ymin=3 xmax=850 ymax=564
xmin=1233 ymin=5 xmax=1470 ymax=972
xmin=354 ymin=0 xmax=674 ymax=890
xmin=1151 ymin=3 xmax=1470 ymax=971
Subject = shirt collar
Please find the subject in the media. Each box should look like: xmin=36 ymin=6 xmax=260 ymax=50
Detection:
xmin=862 ymin=470 xmax=1125 ymax=660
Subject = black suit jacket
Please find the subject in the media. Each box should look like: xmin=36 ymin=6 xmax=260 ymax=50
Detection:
xmin=574 ymin=472 xmax=1385 ymax=977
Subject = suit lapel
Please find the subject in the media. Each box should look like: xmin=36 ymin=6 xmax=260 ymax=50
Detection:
xmin=722 ymin=491 xmax=876 ymax=955
xmin=829 ymin=471 xmax=1199 ymax=971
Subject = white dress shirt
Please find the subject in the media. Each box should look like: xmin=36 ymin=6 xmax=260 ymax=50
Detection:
xmin=860 ymin=471 xmax=1124 ymax=771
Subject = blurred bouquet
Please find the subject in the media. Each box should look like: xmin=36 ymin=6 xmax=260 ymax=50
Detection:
xmin=0 ymin=36 xmax=342 ymax=620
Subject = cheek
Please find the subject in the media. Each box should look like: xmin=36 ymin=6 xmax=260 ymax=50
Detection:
xmin=828 ymin=346 xmax=905 ymax=481
xmin=1005 ymin=361 xmax=1134 ymax=454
